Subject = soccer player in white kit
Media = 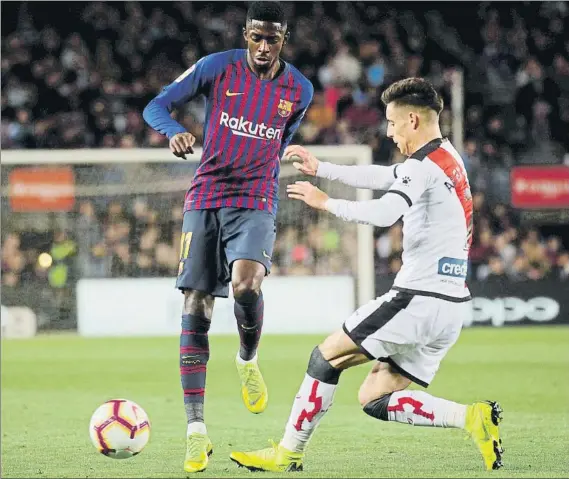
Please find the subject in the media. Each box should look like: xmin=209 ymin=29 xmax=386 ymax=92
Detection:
xmin=230 ymin=78 xmax=504 ymax=473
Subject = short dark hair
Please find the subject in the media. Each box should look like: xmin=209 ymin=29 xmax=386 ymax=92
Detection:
xmin=247 ymin=1 xmax=287 ymax=26
xmin=381 ymin=78 xmax=444 ymax=114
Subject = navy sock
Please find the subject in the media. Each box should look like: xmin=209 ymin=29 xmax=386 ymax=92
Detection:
xmin=180 ymin=314 xmax=210 ymax=423
xmin=234 ymin=290 xmax=264 ymax=361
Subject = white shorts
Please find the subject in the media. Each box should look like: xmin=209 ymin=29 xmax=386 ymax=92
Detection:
xmin=343 ymin=288 xmax=471 ymax=387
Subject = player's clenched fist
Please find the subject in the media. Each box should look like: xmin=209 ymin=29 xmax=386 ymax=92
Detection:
xmin=284 ymin=145 xmax=319 ymax=176
xmin=287 ymin=181 xmax=329 ymax=210
xmin=170 ymin=132 xmax=196 ymax=159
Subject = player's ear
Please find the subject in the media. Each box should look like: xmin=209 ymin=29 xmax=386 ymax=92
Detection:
xmin=242 ymin=27 xmax=248 ymax=42
xmin=410 ymin=111 xmax=420 ymax=130
xmin=284 ymin=30 xmax=291 ymax=44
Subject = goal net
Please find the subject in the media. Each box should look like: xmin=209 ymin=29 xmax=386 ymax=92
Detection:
xmin=1 ymin=146 xmax=374 ymax=332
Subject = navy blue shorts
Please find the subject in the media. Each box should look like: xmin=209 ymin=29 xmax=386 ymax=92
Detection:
xmin=176 ymin=208 xmax=277 ymax=298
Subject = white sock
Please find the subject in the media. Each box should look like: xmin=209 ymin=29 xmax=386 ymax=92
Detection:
xmin=280 ymin=374 xmax=337 ymax=453
xmin=387 ymin=390 xmax=467 ymax=428
xmin=187 ymin=421 xmax=207 ymax=436
xmin=236 ymin=352 xmax=258 ymax=364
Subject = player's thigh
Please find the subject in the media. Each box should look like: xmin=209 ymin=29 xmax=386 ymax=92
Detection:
xmin=358 ymin=361 xmax=412 ymax=406
xmin=176 ymin=209 xmax=230 ymax=298
xmin=388 ymin=298 xmax=468 ymax=388
xmin=220 ymin=207 xmax=276 ymax=275
xmin=342 ymin=289 xmax=422 ymax=360
xmin=343 ymin=291 xmax=443 ymax=387
xmin=319 ymin=329 xmax=371 ymax=370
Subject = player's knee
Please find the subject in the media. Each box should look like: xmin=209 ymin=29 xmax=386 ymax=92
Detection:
xmin=358 ymin=383 xmax=384 ymax=407
xmin=232 ymin=280 xmax=261 ymax=303
xmin=362 ymin=393 xmax=392 ymax=421
xmin=183 ymin=290 xmax=215 ymax=318
xmin=182 ymin=314 xmax=211 ymax=334
xmin=306 ymin=346 xmax=342 ymax=385
xmin=358 ymin=385 xmax=370 ymax=407
xmin=232 ymin=259 xmax=265 ymax=299
xmin=358 ymin=363 xmax=390 ymax=406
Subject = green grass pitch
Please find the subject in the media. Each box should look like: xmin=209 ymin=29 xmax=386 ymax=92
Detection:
xmin=2 ymin=327 xmax=569 ymax=478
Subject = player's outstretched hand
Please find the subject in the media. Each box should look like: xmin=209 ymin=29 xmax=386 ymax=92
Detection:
xmin=170 ymin=132 xmax=196 ymax=159
xmin=287 ymin=181 xmax=329 ymax=211
xmin=284 ymin=145 xmax=319 ymax=176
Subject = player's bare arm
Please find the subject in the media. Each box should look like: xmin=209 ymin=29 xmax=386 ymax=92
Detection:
xmin=285 ymin=144 xmax=399 ymax=190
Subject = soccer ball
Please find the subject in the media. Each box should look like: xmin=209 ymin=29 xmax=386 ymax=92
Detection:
xmin=89 ymin=399 xmax=151 ymax=459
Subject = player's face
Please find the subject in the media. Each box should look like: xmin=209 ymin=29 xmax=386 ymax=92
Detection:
xmin=244 ymin=20 xmax=286 ymax=72
xmin=385 ymin=103 xmax=418 ymax=156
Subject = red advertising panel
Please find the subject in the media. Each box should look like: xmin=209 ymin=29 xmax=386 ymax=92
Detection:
xmin=511 ymin=166 xmax=569 ymax=209
xmin=9 ymin=167 xmax=76 ymax=212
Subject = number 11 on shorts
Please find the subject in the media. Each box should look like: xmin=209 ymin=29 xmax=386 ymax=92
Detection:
xmin=178 ymin=232 xmax=193 ymax=275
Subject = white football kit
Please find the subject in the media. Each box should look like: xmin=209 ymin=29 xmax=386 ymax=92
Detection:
xmin=317 ymin=138 xmax=473 ymax=387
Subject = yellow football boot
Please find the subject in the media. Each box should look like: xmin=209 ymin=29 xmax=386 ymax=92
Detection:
xmin=465 ymin=400 xmax=504 ymax=470
xmin=235 ymin=356 xmax=268 ymax=414
xmin=183 ymin=432 xmax=213 ymax=474
xmin=230 ymin=440 xmax=304 ymax=472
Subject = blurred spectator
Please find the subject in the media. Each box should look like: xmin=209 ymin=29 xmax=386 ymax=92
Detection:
xmin=76 ymin=200 xmax=109 ymax=278
xmin=111 ymin=242 xmax=132 ymax=277
xmin=48 ymin=230 xmax=77 ymax=289
xmin=386 ymin=254 xmax=402 ymax=280
xmin=470 ymin=228 xmax=495 ymax=277
xmin=556 ymin=252 xmax=569 ymax=280
xmin=1 ymin=233 xmax=25 ymax=286
xmin=477 ymin=255 xmax=506 ymax=281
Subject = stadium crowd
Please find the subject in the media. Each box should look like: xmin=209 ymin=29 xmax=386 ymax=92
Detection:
xmin=2 ymin=192 xmax=568 ymax=293
xmin=2 ymin=1 xmax=569 ymax=312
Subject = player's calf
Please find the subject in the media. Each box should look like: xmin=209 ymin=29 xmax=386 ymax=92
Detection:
xmin=279 ymin=345 xmax=343 ymax=454
xmin=362 ymin=389 xmax=468 ymax=428
xmin=180 ymin=313 xmax=210 ymax=426
xmin=359 ymin=370 xmax=504 ymax=470
xmin=232 ymin=264 xmax=269 ymax=413
xmin=230 ymin=346 xmax=341 ymax=471
xmin=231 ymin=330 xmax=367 ymax=471
xmin=359 ymin=362 xmax=467 ymax=427
xmin=232 ymin=260 xmax=265 ymax=361
xmin=233 ymin=287 xmax=264 ymax=361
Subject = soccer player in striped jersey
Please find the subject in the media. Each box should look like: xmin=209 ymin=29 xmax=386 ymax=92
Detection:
xmin=143 ymin=1 xmax=313 ymax=473
xmin=229 ymin=78 xmax=504 ymax=473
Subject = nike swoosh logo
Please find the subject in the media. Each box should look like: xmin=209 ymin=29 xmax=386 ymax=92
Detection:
xmin=262 ymin=250 xmax=271 ymax=260
xmin=240 ymin=324 xmax=258 ymax=331
xmin=249 ymin=397 xmax=261 ymax=406
xmin=226 ymin=90 xmax=244 ymax=97
xmin=182 ymin=355 xmax=202 ymax=365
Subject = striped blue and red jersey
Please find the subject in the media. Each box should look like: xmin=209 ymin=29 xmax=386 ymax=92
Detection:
xmin=143 ymin=49 xmax=314 ymax=215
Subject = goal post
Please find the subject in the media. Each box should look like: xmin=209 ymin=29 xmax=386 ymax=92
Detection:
xmin=450 ymin=68 xmax=464 ymax=156
xmin=321 ymin=145 xmax=375 ymax=306
xmin=2 ymin=145 xmax=375 ymax=333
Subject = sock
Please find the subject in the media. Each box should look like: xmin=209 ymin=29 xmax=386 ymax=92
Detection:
xmin=180 ymin=313 xmax=210 ymax=424
xmin=234 ymin=290 xmax=264 ymax=361
xmin=280 ymin=374 xmax=337 ymax=453
xmin=187 ymin=421 xmax=207 ymax=436
xmin=280 ymin=347 xmax=342 ymax=453
xmin=236 ymin=352 xmax=258 ymax=365
xmin=364 ymin=390 xmax=467 ymax=428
